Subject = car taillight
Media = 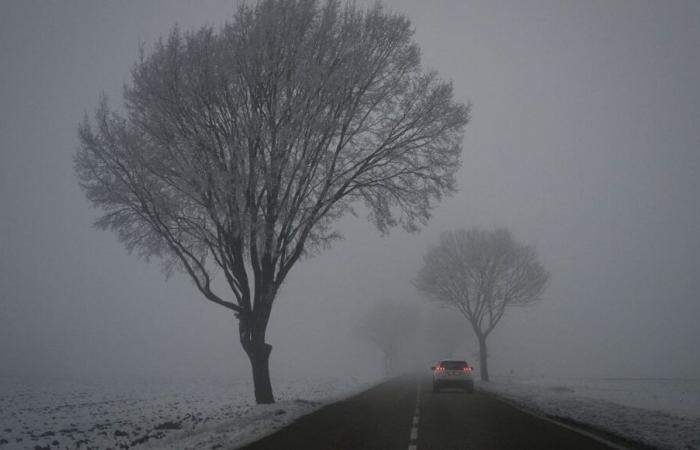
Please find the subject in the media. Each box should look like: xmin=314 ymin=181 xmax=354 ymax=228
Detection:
xmin=436 ymin=366 xmax=445 ymax=372
xmin=463 ymin=367 xmax=472 ymax=373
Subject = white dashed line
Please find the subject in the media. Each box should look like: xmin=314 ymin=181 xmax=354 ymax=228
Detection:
xmin=408 ymin=383 xmax=421 ymax=450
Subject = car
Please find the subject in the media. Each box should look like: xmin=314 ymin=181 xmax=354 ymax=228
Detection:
xmin=431 ymin=360 xmax=474 ymax=393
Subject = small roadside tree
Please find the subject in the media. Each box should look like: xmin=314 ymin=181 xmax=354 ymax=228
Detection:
xmin=357 ymin=301 xmax=420 ymax=376
xmin=414 ymin=228 xmax=548 ymax=381
xmin=75 ymin=0 xmax=469 ymax=403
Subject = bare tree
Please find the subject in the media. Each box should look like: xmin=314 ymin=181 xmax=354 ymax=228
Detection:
xmin=74 ymin=0 xmax=469 ymax=403
xmin=414 ymin=228 xmax=548 ymax=381
xmin=357 ymin=301 xmax=420 ymax=376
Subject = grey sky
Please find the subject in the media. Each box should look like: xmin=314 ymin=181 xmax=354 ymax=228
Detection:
xmin=1 ymin=0 xmax=699 ymax=381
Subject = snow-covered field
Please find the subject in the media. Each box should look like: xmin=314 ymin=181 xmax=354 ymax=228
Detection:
xmin=480 ymin=376 xmax=700 ymax=450
xmin=0 ymin=375 xmax=377 ymax=450
xmin=3 ymin=374 xmax=699 ymax=450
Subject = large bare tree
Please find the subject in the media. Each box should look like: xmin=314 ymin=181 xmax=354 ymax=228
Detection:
xmin=414 ymin=228 xmax=548 ymax=381
xmin=74 ymin=0 xmax=469 ymax=403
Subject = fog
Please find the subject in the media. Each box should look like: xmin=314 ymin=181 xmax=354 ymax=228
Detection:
xmin=1 ymin=0 xmax=699 ymax=384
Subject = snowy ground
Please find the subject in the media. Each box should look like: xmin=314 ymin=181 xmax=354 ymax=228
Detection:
xmin=0 ymin=375 xmax=377 ymax=450
xmin=479 ymin=376 xmax=700 ymax=450
xmin=4 ymin=374 xmax=698 ymax=450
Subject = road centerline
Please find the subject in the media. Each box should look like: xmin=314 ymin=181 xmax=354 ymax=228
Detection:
xmin=407 ymin=382 xmax=421 ymax=450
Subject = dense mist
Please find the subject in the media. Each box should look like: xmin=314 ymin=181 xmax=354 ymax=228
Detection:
xmin=1 ymin=0 xmax=699 ymax=385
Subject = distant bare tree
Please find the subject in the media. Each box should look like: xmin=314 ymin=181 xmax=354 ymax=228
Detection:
xmin=358 ymin=301 xmax=420 ymax=376
xmin=414 ymin=228 xmax=548 ymax=381
xmin=74 ymin=0 xmax=469 ymax=403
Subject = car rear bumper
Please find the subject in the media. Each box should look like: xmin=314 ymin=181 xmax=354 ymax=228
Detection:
xmin=434 ymin=379 xmax=474 ymax=389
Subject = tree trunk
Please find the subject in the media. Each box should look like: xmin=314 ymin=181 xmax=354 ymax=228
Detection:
xmin=477 ymin=333 xmax=489 ymax=382
xmin=248 ymin=342 xmax=274 ymax=404
xmin=239 ymin=303 xmax=275 ymax=404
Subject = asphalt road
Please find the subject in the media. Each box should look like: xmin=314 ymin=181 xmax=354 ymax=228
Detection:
xmin=238 ymin=375 xmax=629 ymax=450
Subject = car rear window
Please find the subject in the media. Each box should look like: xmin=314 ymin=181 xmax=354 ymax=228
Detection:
xmin=440 ymin=361 xmax=468 ymax=370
